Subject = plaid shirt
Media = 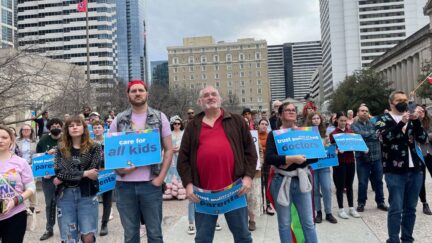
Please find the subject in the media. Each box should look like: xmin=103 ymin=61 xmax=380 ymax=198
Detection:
xmin=351 ymin=119 xmax=381 ymax=162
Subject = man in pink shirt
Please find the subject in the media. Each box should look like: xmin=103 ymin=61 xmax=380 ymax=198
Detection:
xmin=109 ymin=80 xmax=173 ymax=243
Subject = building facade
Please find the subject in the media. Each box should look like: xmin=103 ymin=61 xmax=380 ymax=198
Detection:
xmin=115 ymin=0 xmax=147 ymax=82
xmin=319 ymin=0 xmax=428 ymax=101
xmin=17 ymin=0 xmax=116 ymax=97
xmin=151 ymin=60 xmax=168 ymax=86
xmin=310 ymin=66 xmax=324 ymax=108
xmin=1 ymin=0 xmax=16 ymax=48
xmin=167 ymin=36 xmax=270 ymax=111
xmin=268 ymin=41 xmax=322 ymax=101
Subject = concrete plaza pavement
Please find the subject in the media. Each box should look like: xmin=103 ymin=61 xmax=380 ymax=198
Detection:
xmin=24 ymin=176 xmax=432 ymax=243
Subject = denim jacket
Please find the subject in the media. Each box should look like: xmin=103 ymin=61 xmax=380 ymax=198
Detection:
xmin=351 ymin=119 xmax=381 ymax=162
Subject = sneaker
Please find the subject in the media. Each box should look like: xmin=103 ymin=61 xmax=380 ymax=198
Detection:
xmin=100 ymin=224 xmax=108 ymax=236
xmin=215 ymin=223 xmax=222 ymax=231
xmin=109 ymin=211 xmax=114 ymax=221
xmin=315 ymin=211 xmax=322 ymax=223
xmin=248 ymin=220 xmax=256 ymax=231
xmin=338 ymin=209 xmax=349 ymax=219
xmin=377 ymin=204 xmax=389 ymax=212
xmin=187 ymin=224 xmax=196 ymax=235
xmin=39 ymin=231 xmax=54 ymax=241
xmin=357 ymin=204 xmax=365 ymax=212
xmin=266 ymin=205 xmax=275 ymax=216
xmin=326 ymin=213 xmax=338 ymax=224
xmin=423 ymin=203 xmax=432 ymax=215
xmin=349 ymin=207 xmax=361 ymax=218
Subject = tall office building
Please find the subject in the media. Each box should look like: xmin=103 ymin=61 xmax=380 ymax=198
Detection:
xmin=150 ymin=60 xmax=168 ymax=86
xmin=17 ymin=0 xmax=116 ymax=96
xmin=168 ymin=36 xmax=270 ymax=111
xmin=268 ymin=41 xmax=322 ymax=101
xmin=319 ymin=0 xmax=428 ymax=101
xmin=115 ymin=0 xmax=147 ymax=82
xmin=1 ymin=0 xmax=16 ymax=48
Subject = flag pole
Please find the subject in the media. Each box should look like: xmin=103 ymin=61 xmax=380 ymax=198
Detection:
xmin=412 ymin=71 xmax=432 ymax=94
xmin=86 ymin=0 xmax=90 ymax=85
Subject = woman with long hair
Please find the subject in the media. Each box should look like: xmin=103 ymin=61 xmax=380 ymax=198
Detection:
xmin=54 ymin=115 xmax=102 ymax=243
xmin=265 ymin=102 xmax=318 ymax=243
xmin=330 ymin=111 xmax=360 ymax=219
xmin=0 ymin=125 xmax=35 ymax=243
xmin=305 ymin=112 xmax=338 ymax=224
xmin=416 ymin=105 xmax=432 ymax=215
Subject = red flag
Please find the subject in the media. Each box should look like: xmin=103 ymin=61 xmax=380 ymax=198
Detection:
xmin=77 ymin=0 xmax=87 ymax=12
xmin=428 ymin=76 xmax=432 ymax=85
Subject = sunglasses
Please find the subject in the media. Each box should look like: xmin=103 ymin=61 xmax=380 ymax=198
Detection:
xmin=173 ymin=123 xmax=181 ymax=125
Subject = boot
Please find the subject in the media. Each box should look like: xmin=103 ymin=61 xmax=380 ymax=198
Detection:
xmin=315 ymin=211 xmax=322 ymax=223
xmin=100 ymin=223 xmax=108 ymax=236
xmin=423 ymin=203 xmax=432 ymax=215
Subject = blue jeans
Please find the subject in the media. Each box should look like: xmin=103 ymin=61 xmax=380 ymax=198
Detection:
xmin=313 ymin=167 xmax=332 ymax=214
xmin=56 ymin=188 xmax=98 ymax=242
xmin=188 ymin=201 xmax=195 ymax=224
xmin=116 ymin=181 xmax=163 ymax=243
xmin=270 ymin=175 xmax=318 ymax=243
xmin=357 ymin=159 xmax=384 ymax=206
xmin=385 ymin=171 xmax=423 ymax=243
xmin=195 ymin=206 xmax=251 ymax=243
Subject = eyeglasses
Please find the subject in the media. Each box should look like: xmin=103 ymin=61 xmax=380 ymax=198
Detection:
xmin=244 ymin=112 xmax=251 ymax=116
xmin=283 ymin=109 xmax=296 ymax=113
xmin=22 ymin=129 xmax=32 ymax=131
xmin=187 ymin=112 xmax=194 ymax=115
xmin=173 ymin=123 xmax=181 ymax=125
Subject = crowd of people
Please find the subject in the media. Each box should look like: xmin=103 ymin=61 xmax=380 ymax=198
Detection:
xmin=0 ymin=80 xmax=431 ymax=243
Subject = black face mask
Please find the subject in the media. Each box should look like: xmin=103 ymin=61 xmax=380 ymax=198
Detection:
xmin=50 ymin=128 xmax=62 ymax=136
xmin=395 ymin=102 xmax=408 ymax=113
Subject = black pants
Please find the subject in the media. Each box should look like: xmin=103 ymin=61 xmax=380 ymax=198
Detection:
xmin=419 ymin=154 xmax=432 ymax=203
xmin=42 ymin=177 xmax=56 ymax=232
xmin=0 ymin=210 xmax=27 ymax=243
xmin=101 ymin=190 xmax=113 ymax=225
xmin=333 ymin=162 xmax=356 ymax=208
xmin=261 ymin=164 xmax=271 ymax=208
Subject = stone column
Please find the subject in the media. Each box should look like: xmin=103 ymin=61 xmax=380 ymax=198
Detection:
xmin=413 ymin=53 xmax=420 ymax=82
xmin=392 ymin=65 xmax=398 ymax=90
xmin=396 ymin=62 xmax=402 ymax=91
xmin=407 ymin=57 xmax=414 ymax=92
xmin=401 ymin=60 xmax=408 ymax=93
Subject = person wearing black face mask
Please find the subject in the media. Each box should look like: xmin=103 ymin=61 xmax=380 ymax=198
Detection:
xmin=375 ymin=91 xmax=427 ymax=243
xmin=36 ymin=118 xmax=64 ymax=241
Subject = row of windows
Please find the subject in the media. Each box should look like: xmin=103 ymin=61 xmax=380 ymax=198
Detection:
xmin=1 ymin=9 xmax=13 ymax=26
xmin=360 ymin=25 xmax=405 ymax=33
xmin=28 ymin=43 xmax=113 ymax=53
xmin=360 ymin=40 xmax=399 ymax=47
xmin=18 ymin=25 xmax=111 ymax=38
xmin=172 ymin=53 xmax=262 ymax=65
xmin=359 ymin=11 xmax=404 ymax=19
xmin=2 ymin=0 xmax=12 ymax=9
xmin=173 ymin=71 xmax=262 ymax=81
xmin=172 ymin=62 xmax=262 ymax=73
xmin=359 ymin=3 xmax=403 ymax=11
xmin=18 ymin=16 xmax=113 ymax=29
xmin=2 ymin=26 xmax=13 ymax=42
xmin=18 ymin=34 xmax=113 ymax=46
xmin=360 ymin=32 xmax=405 ymax=40
xmin=17 ymin=7 xmax=113 ymax=21
xmin=359 ymin=18 xmax=405 ymax=26
xmin=169 ymin=44 xmax=265 ymax=54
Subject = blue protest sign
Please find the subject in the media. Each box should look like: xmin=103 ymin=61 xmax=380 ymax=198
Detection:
xmin=97 ymin=169 xmax=116 ymax=195
xmin=273 ymin=127 xmax=327 ymax=159
xmin=310 ymin=145 xmax=339 ymax=170
xmin=104 ymin=129 xmax=162 ymax=170
xmin=31 ymin=153 xmax=55 ymax=177
xmin=194 ymin=180 xmax=247 ymax=215
xmin=416 ymin=143 xmax=425 ymax=163
xmin=333 ymin=133 xmax=368 ymax=152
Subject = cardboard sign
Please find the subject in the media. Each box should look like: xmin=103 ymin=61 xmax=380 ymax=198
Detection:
xmin=250 ymin=130 xmax=261 ymax=170
xmin=194 ymin=179 xmax=247 ymax=215
xmin=31 ymin=153 xmax=55 ymax=177
xmin=310 ymin=145 xmax=339 ymax=170
xmin=273 ymin=127 xmax=327 ymax=159
xmin=333 ymin=133 xmax=368 ymax=152
xmin=104 ymin=129 xmax=162 ymax=170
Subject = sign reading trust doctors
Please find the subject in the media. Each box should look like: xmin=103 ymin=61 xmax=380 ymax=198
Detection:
xmin=104 ymin=129 xmax=162 ymax=170
xmin=273 ymin=127 xmax=327 ymax=159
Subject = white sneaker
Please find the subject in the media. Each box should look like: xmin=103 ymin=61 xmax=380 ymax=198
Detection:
xmin=139 ymin=225 xmax=146 ymax=238
xmin=338 ymin=208 xmax=349 ymax=219
xmin=109 ymin=211 xmax=114 ymax=221
xmin=215 ymin=223 xmax=222 ymax=231
xmin=349 ymin=207 xmax=361 ymax=218
xmin=187 ymin=224 xmax=196 ymax=235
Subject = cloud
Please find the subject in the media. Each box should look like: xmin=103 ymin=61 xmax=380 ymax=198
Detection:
xmin=146 ymin=0 xmax=320 ymax=61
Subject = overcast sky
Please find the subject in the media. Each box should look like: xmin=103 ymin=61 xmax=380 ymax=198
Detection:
xmin=146 ymin=0 xmax=321 ymax=62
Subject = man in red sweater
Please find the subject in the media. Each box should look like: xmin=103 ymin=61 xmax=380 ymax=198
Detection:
xmin=178 ymin=86 xmax=257 ymax=243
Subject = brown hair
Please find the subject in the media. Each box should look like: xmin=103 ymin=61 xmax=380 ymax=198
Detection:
xmin=304 ymin=112 xmax=326 ymax=138
xmin=59 ymin=115 xmax=94 ymax=159
xmin=91 ymin=120 xmax=104 ymax=128
xmin=18 ymin=124 xmax=36 ymax=142
xmin=0 ymin=125 xmax=16 ymax=148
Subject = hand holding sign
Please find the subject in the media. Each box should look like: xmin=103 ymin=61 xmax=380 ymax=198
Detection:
xmin=238 ymin=176 xmax=252 ymax=196
xmin=84 ymin=169 xmax=99 ymax=180
xmin=186 ymin=183 xmax=200 ymax=203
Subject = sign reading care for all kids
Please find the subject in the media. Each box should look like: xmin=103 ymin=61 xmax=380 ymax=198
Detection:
xmin=333 ymin=133 xmax=368 ymax=152
xmin=194 ymin=179 xmax=247 ymax=215
xmin=31 ymin=153 xmax=55 ymax=177
xmin=273 ymin=127 xmax=327 ymax=159
xmin=310 ymin=145 xmax=339 ymax=170
xmin=104 ymin=129 xmax=162 ymax=170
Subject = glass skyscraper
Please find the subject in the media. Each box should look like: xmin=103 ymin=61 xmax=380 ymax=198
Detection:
xmin=115 ymin=0 xmax=147 ymax=83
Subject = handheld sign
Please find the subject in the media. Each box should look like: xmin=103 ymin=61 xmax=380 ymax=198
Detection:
xmin=194 ymin=179 xmax=247 ymax=215
xmin=333 ymin=133 xmax=368 ymax=152
xmin=32 ymin=153 xmax=55 ymax=177
xmin=273 ymin=127 xmax=327 ymax=159
xmin=104 ymin=129 xmax=162 ymax=170
xmin=97 ymin=170 xmax=116 ymax=195
xmin=310 ymin=145 xmax=339 ymax=170
xmin=250 ymin=130 xmax=261 ymax=170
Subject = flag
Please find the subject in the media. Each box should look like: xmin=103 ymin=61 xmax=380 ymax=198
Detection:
xmin=427 ymin=76 xmax=432 ymax=85
xmin=77 ymin=0 xmax=87 ymax=12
